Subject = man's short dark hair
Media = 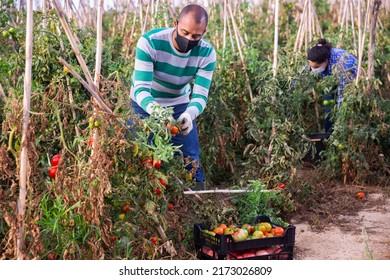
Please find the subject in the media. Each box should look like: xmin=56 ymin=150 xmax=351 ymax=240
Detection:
xmin=178 ymin=4 xmax=208 ymax=26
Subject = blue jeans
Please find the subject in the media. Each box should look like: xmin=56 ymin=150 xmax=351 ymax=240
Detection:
xmin=130 ymin=100 xmax=205 ymax=182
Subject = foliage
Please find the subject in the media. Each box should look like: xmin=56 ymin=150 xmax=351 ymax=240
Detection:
xmin=231 ymin=180 xmax=295 ymax=226
xmin=0 ymin=1 xmax=389 ymax=260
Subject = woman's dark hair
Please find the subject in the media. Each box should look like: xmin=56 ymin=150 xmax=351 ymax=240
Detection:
xmin=307 ymin=38 xmax=332 ymax=63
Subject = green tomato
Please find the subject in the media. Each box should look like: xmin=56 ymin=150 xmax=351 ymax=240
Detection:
xmin=330 ymin=99 xmax=335 ymax=105
xmin=2 ymin=30 xmax=10 ymax=38
xmin=8 ymin=27 xmax=16 ymax=35
xmin=323 ymin=100 xmax=330 ymax=106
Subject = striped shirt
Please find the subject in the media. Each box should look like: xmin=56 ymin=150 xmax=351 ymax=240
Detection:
xmin=318 ymin=48 xmax=357 ymax=103
xmin=130 ymin=28 xmax=216 ymax=120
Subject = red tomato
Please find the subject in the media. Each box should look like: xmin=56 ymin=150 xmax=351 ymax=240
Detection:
xmin=152 ymin=159 xmax=161 ymax=169
xmin=48 ymin=166 xmax=58 ymax=179
xmin=88 ymin=136 xmax=93 ymax=146
xmin=255 ymin=249 xmax=269 ymax=256
xmin=213 ymin=227 xmax=224 ymax=235
xmin=122 ymin=203 xmax=131 ymax=213
xmin=159 ymin=178 xmax=167 ymax=187
xmin=154 ymin=188 xmax=162 ymax=195
xmin=170 ymin=125 xmax=179 ymax=135
xmin=274 ymin=226 xmax=285 ymax=236
xmin=219 ymin=224 xmax=227 ymax=230
xmin=278 ymin=183 xmax=286 ymax=189
xmin=357 ymin=192 xmax=365 ymax=200
xmin=50 ymin=155 xmax=61 ymax=166
xmin=151 ymin=236 xmax=158 ymax=245
xmin=168 ymin=203 xmax=174 ymax=211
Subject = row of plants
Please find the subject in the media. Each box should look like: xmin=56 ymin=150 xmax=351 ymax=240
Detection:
xmin=0 ymin=1 xmax=389 ymax=259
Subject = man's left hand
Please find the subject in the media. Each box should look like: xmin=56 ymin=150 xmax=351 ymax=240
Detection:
xmin=178 ymin=112 xmax=193 ymax=136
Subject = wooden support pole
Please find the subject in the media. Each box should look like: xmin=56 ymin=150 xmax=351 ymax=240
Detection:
xmin=367 ymin=0 xmax=381 ymax=79
xmin=17 ymin=0 xmax=34 ymax=260
xmin=273 ymin=0 xmax=279 ymax=77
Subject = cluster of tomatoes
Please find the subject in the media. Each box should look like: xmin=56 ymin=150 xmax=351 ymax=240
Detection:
xmin=140 ymin=157 xmax=168 ymax=196
xmin=165 ymin=121 xmax=180 ymax=135
xmin=204 ymin=222 xmax=285 ymax=242
xmin=48 ymin=154 xmax=61 ymax=179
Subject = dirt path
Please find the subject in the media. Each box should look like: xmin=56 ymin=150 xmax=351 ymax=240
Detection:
xmin=293 ymin=193 xmax=390 ymax=260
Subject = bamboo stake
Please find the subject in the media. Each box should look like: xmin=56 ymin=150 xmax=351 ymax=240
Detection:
xmin=227 ymin=1 xmax=253 ymax=101
xmin=295 ymin=0 xmax=308 ymax=52
xmin=367 ymin=0 xmax=381 ymax=79
xmin=91 ymin=0 xmax=104 ymax=155
xmin=308 ymin=0 xmax=312 ymax=42
xmin=272 ymin=0 xmax=279 ymax=77
xmin=66 ymin=76 xmax=82 ymax=154
xmin=223 ymin=0 xmax=227 ymax=50
xmin=51 ymin=0 xmax=95 ymax=88
xmin=58 ymin=57 xmax=112 ymax=113
xmin=350 ymin=0 xmax=357 ymax=52
xmin=120 ymin=1 xmax=131 ymax=36
xmin=94 ymin=0 xmax=104 ymax=88
xmin=17 ymin=0 xmax=34 ymax=260
xmin=183 ymin=189 xmax=275 ymax=195
xmin=294 ymin=3 xmax=304 ymax=52
xmin=226 ymin=4 xmax=235 ymax=52
xmin=139 ymin=0 xmax=143 ymax=34
xmin=42 ymin=0 xmax=47 ymax=29
xmin=142 ymin=0 xmax=150 ymax=33
xmin=356 ymin=0 xmax=363 ymax=84
xmin=304 ymin=1 xmax=308 ymax=50
xmin=0 ymin=82 xmax=6 ymax=101
xmin=356 ymin=0 xmax=371 ymax=84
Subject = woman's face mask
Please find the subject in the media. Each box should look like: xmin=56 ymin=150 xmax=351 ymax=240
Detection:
xmin=311 ymin=65 xmax=326 ymax=74
xmin=309 ymin=60 xmax=327 ymax=74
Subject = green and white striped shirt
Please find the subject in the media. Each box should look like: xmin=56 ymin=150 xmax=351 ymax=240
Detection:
xmin=130 ymin=28 xmax=216 ymax=120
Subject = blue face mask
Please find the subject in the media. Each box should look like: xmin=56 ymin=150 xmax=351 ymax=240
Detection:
xmin=175 ymin=28 xmax=200 ymax=53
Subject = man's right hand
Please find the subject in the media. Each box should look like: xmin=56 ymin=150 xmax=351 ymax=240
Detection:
xmin=178 ymin=112 xmax=193 ymax=136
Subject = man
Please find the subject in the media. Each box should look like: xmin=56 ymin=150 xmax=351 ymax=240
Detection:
xmin=130 ymin=4 xmax=216 ymax=190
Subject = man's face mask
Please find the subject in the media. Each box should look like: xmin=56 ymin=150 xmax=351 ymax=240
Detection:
xmin=175 ymin=28 xmax=201 ymax=53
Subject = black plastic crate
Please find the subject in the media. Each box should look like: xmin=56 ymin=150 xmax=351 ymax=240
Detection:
xmin=194 ymin=215 xmax=295 ymax=260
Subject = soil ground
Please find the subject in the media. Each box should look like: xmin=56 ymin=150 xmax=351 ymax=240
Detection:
xmin=290 ymin=166 xmax=390 ymax=260
xmin=293 ymin=192 xmax=390 ymax=260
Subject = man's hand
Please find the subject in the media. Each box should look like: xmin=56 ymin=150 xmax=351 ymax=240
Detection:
xmin=178 ymin=112 xmax=193 ymax=136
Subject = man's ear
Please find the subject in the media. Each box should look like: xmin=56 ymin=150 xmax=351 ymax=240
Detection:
xmin=203 ymin=27 xmax=208 ymax=36
xmin=174 ymin=19 xmax=178 ymax=28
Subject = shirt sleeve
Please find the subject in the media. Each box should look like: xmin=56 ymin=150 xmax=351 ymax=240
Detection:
xmin=185 ymin=48 xmax=217 ymax=120
xmin=132 ymin=35 xmax=159 ymax=114
xmin=336 ymin=52 xmax=358 ymax=104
